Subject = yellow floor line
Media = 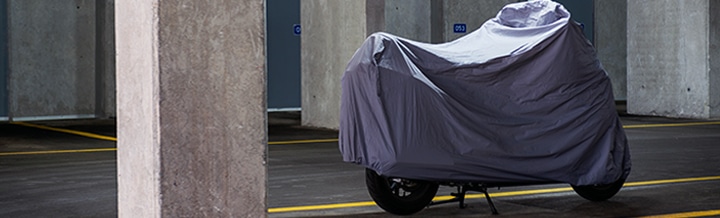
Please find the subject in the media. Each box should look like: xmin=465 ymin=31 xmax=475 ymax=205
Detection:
xmin=623 ymin=176 xmax=720 ymax=187
xmin=268 ymin=138 xmax=338 ymax=145
xmin=12 ymin=122 xmax=118 ymax=141
xmin=0 ymin=148 xmax=118 ymax=156
xmin=267 ymin=175 xmax=720 ymax=213
xmin=268 ymin=201 xmax=377 ymax=213
xmin=1 ymin=123 xmax=340 ymax=156
xmin=6 ymin=123 xmax=720 ymax=214
xmin=638 ymin=209 xmax=720 ymax=218
xmin=11 ymin=120 xmax=720 ymax=146
xmin=10 ymin=122 xmax=340 ymax=145
xmin=622 ymin=121 xmax=720 ymax=129
xmin=4 ymin=120 xmax=720 ymax=156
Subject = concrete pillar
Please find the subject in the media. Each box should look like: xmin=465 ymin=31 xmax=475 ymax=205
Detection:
xmin=710 ymin=1 xmax=720 ymax=118
xmin=384 ymin=0 xmax=433 ymax=42
xmin=301 ymin=0 xmax=380 ymax=129
xmin=594 ymin=0 xmax=627 ymax=100
xmin=627 ymin=0 xmax=720 ymax=118
xmin=116 ymin=0 xmax=267 ymax=217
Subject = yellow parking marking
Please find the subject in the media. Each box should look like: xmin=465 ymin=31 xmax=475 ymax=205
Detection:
xmin=623 ymin=176 xmax=720 ymax=187
xmin=11 ymin=119 xmax=720 ymax=146
xmin=622 ymin=121 xmax=720 ymax=129
xmin=1 ymin=123 xmax=340 ymax=156
xmin=6 ymin=122 xmax=720 ymax=214
xmin=0 ymin=140 xmax=340 ymax=156
xmin=268 ymin=138 xmax=338 ymax=145
xmin=268 ymin=201 xmax=376 ymax=213
xmin=3 ymin=120 xmax=719 ymax=157
xmin=10 ymin=122 xmax=339 ymax=145
xmin=0 ymin=148 xmax=117 ymax=156
xmin=12 ymin=122 xmax=118 ymax=141
xmin=639 ymin=209 xmax=720 ymax=218
xmin=267 ymin=175 xmax=720 ymax=213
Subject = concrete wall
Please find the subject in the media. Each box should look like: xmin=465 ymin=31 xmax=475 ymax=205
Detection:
xmin=442 ymin=0 xmax=512 ymax=42
xmin=627 ymin=0 xmax=717 ymax=118
xmin=0 ymin=0 xmax=7 ymax=118
xmin=8 ymin=0 xmax=96 ymax=118
xmin=4 ymin=0 xmax=115 ymax=120
xmin=97 ymin=0 xmax=116 ymax=118
xmin=594 ymin=0 xmax=627 ymax=100
xmin=384 ymin=0 xmax=433 ymax=42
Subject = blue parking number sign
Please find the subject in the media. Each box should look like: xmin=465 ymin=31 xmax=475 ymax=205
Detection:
xmin=293 ymin=24 xmax=301 ymax=35
xmin=453 ymin=23 xmax=467 ymax=33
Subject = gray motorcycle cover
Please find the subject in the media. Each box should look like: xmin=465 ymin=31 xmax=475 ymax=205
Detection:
xmin=339 ymin=0 xmax=631 ymax=186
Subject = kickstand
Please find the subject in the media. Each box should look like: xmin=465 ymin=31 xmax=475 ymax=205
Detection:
xmin=430 ymin=184 xmax=500 ymax=215
xmin=480 ymin=187 xmax=499 ymax=215
xmin=455 ymin=186 xmax=467 ymax=209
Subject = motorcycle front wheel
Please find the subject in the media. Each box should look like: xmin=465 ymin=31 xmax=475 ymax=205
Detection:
xmin=365 ymin=168 xmax=439 ymax=215
xmin=571 ymin=178 xmax=625 ymax=201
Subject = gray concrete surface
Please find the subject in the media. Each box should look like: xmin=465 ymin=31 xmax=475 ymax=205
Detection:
xmin=0 ymin=0 xmax=7 ymax=119
xmin=8 ymin=0 xmax=96 ymax=118
xmin=1 ymin=114 xmax=720 ymax=217
xmin=594 ymin=0 xmax=627 ymax=100
xmin=384 ymin=0 xmax=433 ymax=42
xmin=301 ymin=0 xmax=373 ymax=129
xmin=627 ymin=0 xmax=720 ymax=119
xmin=115 ymin=0 xmax=266 ymax=217
xmin=710 ymin=1 xmax=720 ymax=118
xmin=441 ymin=0 xmax=512 ymax=42
xmin=95 ymin=0 xmax=116 ymax=118
xmin=5 ymin=0 xmax=116 ymax=120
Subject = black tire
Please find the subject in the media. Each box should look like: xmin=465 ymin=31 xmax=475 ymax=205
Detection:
xmin=365 ymin=168 xmax=439 ymax=215
xmin=572 ymin=178 xmax=625 ymax=201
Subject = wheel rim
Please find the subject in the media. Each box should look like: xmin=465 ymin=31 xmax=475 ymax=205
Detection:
xmin=386 ymin=178 xmax=424 ymax=198
xmin=365 ymin=168 xmax=439 ymax=215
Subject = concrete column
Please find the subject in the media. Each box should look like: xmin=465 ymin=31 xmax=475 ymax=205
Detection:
xmin=301 ymin=0 xmax=378 ymax=129
xmin=116 ymin=0 xmax=267 ymax=217
xmin=710 ymin=1 xmax=720 ymax=118
xmin=384 ymin=0 xmax=432 ymax=42
xmin=627 ymin=0 xmax=720 ymax=118
xmin=594 ymin=0 xmax=627 ymax=100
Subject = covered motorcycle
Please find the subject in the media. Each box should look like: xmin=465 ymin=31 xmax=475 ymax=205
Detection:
xmin=339 ymin=0 xmax=631 ymax=215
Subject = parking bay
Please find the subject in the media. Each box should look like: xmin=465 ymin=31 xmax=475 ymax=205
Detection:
xmin=1 ymin=116 xmax=719 ymax=217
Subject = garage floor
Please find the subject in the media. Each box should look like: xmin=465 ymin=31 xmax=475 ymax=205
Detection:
xmin=1 ymin=113 xmax=719 ymax=217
